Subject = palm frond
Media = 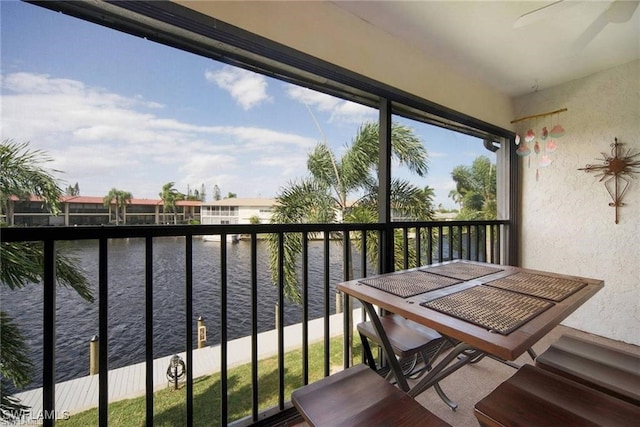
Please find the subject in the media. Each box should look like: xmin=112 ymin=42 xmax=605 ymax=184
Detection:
xmin=270 ymin=121 xmax=433 ymax=301
xmin=0 ymin=384 xmax=29 ymax=423
xmin=0 ymin=140 xmax=63 ymax=215
xmin=0 ymin=310 xmax=37 ymax=423
xmin=307 ymin=143 xmax=340 ymax=189
xmin=268 ymin=179 xmax=337 ymax=302
xmin=0 ymin=242 xmax=94 ymax=302
xmin=0 ymin=312 xmax=33 ymax=388
xmin=389 ymin=123 xmax=429 ymax=177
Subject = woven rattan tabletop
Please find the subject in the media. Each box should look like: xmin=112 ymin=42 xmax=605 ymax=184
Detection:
xmin=420 ymin=262 xmax=503 ymax=281
xmin=359 ymin=270 xmax=460 ymax=298
xmin=485 ymin=272 xmax=587 ymax=302
xmin=421 ymin=285 xmax=553 ymax=335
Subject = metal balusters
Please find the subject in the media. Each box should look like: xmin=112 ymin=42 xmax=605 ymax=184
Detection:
xmin=415 ymin=226 xmax=422 ymax=267
xmin=2 ymin=220 xmax=508 ymax=425
xmin=474 ymin=225 xmax=481 ymax=261
xmin=427 ymin=226 xmax=433 ymax=265
xmin=323 ymin=231 xmax=330 ymax=377
xmin=144 ymin=237 xmax=153 ymax=427
xmin=276 ymin=233 xmax=285 ymax=409
xmin=361 ymin=230 xmax=368 ymax=277
xmin=437 ymin=225 xmax=444 ymax=262
xmin=448 ymin=225 xmax=454 ymax=261
xmin=495 ymin=225 xmax=501 ymax=264
xmin=250 ymin=233 xmax=259 ymax=419
xmin=98 ymin=238 xmax=108 ymax=426
xmin=43 ymin=240 xmax=56 ymax=427
xmin=184 ymin=235 xmax=193 ymax=427
xmin=402 ymin=227 xmax=409 ymax=270
xmin=343 ymin=230 xmax=351 ymax=370
xmin=220 ymin=234 xmax=229 ymax=421
xmin=302 ymin=232 xmax=309 ymax=385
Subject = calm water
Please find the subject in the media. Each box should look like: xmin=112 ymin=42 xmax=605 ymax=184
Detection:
xmin=3 ymin=237 xmax=366 ymax=392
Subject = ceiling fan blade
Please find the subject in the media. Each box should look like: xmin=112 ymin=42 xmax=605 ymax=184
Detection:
xmin=513 ymin=0 xmax=577 ymax=28
xmin=605 ymin=0 xmax=639 ymax=23
xmin=572 ymin=11 xmax=609 ymax=51
xmin=572 ymin=0 xmax=638 ymax=51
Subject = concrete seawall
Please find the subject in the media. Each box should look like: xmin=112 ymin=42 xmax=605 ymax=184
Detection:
xmin=13 ymin=310 xmax=364 ymax=421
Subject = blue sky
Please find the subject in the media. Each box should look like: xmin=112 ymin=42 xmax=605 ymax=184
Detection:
xmin=1 ymin=1 xmax=493 ymax=209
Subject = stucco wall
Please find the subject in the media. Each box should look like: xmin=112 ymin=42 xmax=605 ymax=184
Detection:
xmin=175 ymin=0 xmax=514 ymax=130
xmin=514 ymin=60 xmax=640 ymax=345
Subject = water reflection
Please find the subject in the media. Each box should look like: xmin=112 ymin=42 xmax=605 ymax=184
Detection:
xmin=3 ymin=237 xmax=365 ymax=390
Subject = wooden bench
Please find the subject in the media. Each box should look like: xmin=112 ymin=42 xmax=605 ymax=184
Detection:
xmin=535 ymin=334 xmax=640 ymax=406
xmin=474 ymin=364 xmax=640 ymax=427
xmin=291 ymin=364 xmax=450 ymax=427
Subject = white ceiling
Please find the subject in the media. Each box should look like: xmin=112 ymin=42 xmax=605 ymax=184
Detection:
xmin=333 ymin=1 xmax=640 ymax=97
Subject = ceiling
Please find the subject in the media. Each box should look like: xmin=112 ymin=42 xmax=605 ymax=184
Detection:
xmin=333 ymin=1 xmax=640 ymax=98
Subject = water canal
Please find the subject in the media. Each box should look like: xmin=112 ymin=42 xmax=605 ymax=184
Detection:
xmin=3 ymin=237 xmax=363 ymax=392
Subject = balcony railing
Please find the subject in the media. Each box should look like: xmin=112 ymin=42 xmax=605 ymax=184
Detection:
xmin=2 ymin=219 xmax=508 ymax=426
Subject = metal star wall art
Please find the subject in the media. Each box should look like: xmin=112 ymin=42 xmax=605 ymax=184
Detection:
xmin=579 ymin=138 xmax=640 ymax=224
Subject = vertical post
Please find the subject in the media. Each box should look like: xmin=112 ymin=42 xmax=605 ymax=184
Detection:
xmin=43 ymin=240 xmax=56 ymax=427
xmin=90 ymin=336 xmax=99 ymax=375
xmin=335 ymin=292 xmax=343 ymax=314
xmin=378 ymin=98 xmax=393 ymax=274
xmin=98 ymin=238 xmax=108 ymax=426
xmin=220 ymin=238 xmax=228 ymax=424
xmin=274 ymin=304 xmax=279 ymax=330
xmin=144 ymin=237 xmax=153 ymax=427
xmin=185 ymin=235 xmax=194 ymax=426
xmin=197 ymin=316 xmax=206 ymax=349
xmin=343 ymin=231 xmax=352 ymax=368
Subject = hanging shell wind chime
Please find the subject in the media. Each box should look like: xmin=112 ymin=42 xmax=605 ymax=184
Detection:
xmin=511 ymin=108 xmax=567 ymax=181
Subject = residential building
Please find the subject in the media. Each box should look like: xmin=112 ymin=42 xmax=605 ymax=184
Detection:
xmin=200 ymin=198 xmax=276 ymax=225
xmin=4 ymin=195 xmax=201 ymax=226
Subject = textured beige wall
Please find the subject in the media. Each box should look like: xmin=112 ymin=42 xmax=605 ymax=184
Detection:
xmin=175 ymin=0 xmax=514 ymax=130
xmin=514 ymin=60 xmax=640 ymax=345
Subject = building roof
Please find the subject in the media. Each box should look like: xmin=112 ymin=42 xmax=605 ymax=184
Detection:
xmin=10 ymin=195 xmax=203 ymax=206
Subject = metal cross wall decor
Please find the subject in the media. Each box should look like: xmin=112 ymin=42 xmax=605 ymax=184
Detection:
xmin=578 ymin=138 xmax=640 ymax=224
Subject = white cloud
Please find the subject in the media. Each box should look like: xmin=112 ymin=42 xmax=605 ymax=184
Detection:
xmin=286 ymin=86 xmax=376 ymax=124
xmin=204 ymin=66 xmax=271 ymax=110
xmin=0 ymin=72 xmax=313 ymax=198
xmin=286 ymin=86 xmax=340 ymax=111
xmin=211 ymin=126 xmax=315 ymax=150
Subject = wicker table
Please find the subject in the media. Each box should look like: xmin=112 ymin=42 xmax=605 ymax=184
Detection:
xmin=337 ymin=260 xmax=603 ymax=398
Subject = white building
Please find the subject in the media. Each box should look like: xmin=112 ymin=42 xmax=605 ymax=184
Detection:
xmin=200 ymin=198 xmax=276 ymax=225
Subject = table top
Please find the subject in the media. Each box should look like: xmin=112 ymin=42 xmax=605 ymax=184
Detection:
xmin=337 ymin=260 xmax=603 ymax=361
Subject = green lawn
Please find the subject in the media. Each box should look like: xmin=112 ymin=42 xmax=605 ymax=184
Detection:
xmin=61 ymin=336 xmax=363 ymax=426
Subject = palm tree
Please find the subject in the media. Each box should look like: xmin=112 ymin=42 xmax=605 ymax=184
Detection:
xmin=159 ymin=182 xmax=184 ymax=224
xmin=268 ymin=122 xmax=433 ymax=303
xmin=0 ymin=140 xmax=93 ymax=422
xmin=103 ymin=188 xmax=133 ymax=225
xmin=449 ymin=156 xmax=497 ymax=220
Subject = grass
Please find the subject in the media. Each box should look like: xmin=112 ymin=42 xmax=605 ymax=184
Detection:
xmin=61 ymin=335 xmax=363 ymax=426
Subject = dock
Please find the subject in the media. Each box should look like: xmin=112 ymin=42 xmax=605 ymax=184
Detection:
xmin=13 ymin=311 xmax=363 ymax=421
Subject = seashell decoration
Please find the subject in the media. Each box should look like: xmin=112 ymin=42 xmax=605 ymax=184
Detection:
xmin=541 ymin=126 xmax=549 ymax=140
xmin=525 ymin=129 xmax=536 ymax=143
xmin=511 ymin=108 xmax=567 ymax=180
xmin=546 ymin=139 xmax=557 ymax=153
xmin=549 ymin=124 xmax=565 ymax=138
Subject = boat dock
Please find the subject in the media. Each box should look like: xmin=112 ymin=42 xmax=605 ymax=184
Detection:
xmin=13 ymin=311 xmax=362 ymax=421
